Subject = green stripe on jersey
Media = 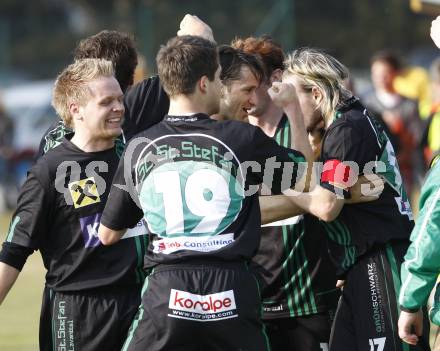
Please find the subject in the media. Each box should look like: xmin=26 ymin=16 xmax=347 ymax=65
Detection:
xmin=272 ymin=116 xmax=317 ymax=317
xmin=321 ymin=220 xmax=356 ymax=270
xmin=281 ymin=225 xmax=295 ymax=316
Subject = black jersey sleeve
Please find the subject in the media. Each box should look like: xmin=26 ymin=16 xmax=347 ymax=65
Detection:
xmin=0 ymin=242 xmax=34 ymax=271
xmin=249 ymin=127 xmax=306 ymax=195
xmin=123 ymin=76 xmax=170 ymax=139
xmin=100 ymin=150 xmax=144 ymax=230
xmin=0 ymin=171 xmax=51 ymax=264
xmin=320 ymin=121 xmax=376 ymax=197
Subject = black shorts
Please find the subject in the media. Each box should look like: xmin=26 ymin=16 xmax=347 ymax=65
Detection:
xmin=39 ymin=285 xmax=141 ymax=351
xmin=122 ymin=260 xmax=270 ymax=351
xmin=265 ymin=312 xmax=333 ymax=351
xmin=329 ymin=241 xmax=430 ymax=351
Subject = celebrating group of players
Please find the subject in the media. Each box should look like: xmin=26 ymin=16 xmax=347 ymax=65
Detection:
xmin=0 ymin=14 xmax=437 ymax=351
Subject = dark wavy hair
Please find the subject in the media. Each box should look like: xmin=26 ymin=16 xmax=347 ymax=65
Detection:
xmin=74 ymin=30 xmax=138 ymax=92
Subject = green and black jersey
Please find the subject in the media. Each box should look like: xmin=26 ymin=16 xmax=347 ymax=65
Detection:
xmin=101 ymin=114 xmax=305 ymax=268
xmin=320 ymin=97 xmax=414 ymax=277
xmin=0 ymin=137 xmax=148 ymax=291
xmin=251 ymin=115 xmax=339 ymax=319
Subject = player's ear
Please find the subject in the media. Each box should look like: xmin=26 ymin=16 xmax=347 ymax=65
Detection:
xmin=199 ymin=75 xmax=209 ymax=94
xmin=311 ymin=86 xmax=323 ymax=104
xmin=270 ymin=69 xmax=283 ymax=84
xmin=69 ymin=102 xmax=83 ymax=122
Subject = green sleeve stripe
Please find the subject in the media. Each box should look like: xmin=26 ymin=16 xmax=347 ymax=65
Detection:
xmin=6 ymin=216 xmax=20 ymax=242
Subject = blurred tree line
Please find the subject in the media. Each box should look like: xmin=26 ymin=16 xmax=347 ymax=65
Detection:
xmin=0 ymin=0 xmax=435 ymax=81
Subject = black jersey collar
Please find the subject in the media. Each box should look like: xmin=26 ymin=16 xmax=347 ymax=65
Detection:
xmin=334 ymin=96 xmax=361 ymax=121
xmin=164 ymin=113 xmax=211 ymax=123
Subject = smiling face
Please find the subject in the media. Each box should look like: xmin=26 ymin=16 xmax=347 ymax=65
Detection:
xmin=219 ymin=65 xmax=259 ymax=121
xmin=73 ymin=76 xmax=124 ymax=142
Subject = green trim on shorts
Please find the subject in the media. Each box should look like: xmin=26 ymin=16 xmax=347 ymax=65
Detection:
xmin=385 ymin=244 xmax=410 ymax=351
xmin=246 ymin=262 xmax=271 ymax=351
xmin=122 ymin=274 xmax=151 ymax=351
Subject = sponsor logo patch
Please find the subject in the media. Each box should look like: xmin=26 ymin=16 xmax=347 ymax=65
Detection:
xmin=152 ymin=233 xmax=234 ymax=254
xmin=79 ymin=213 xmax=146 ymax=248
xmin=69 ymin=177 xmax=100 ymax=208
xmin=168 ymin=289 xmax=238 ymax=322
xmin=394 ymin=196 xmax=413 ymax=220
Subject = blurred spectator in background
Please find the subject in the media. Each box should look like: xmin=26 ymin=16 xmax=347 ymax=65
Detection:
xmin=133 ymin=54 xmax=148 ymax=85
xmin=0 ymin=101 xmax=14 ymax=184
xmin=362 ymin=50 xmax=423 ymax=196
xmin=0 ymin=100 xmax=14 ymax=211
xmin=421 ymin=57 xmax=440 ymax=165
xmin=394 ymin=61 xmax=431 ymax=120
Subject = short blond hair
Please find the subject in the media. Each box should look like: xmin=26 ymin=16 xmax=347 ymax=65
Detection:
xmin=52 ymin=58 xmax=114 ymax=127
xmin=284 ymin=48 xmax=352 ymax=125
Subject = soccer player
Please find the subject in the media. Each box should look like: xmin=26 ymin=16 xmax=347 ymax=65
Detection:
xmin=98 ymin=35 xmax=310 ymax=350
xmin=0 ymin=59 xmax=149 ymax=351
xmin=38 ymin=29 xmax=170 ymax=156
xmin=232 ymin=36 xmax=339 ymax=351
xmin=398 ymin=154 xmax=440 ymax=347
xmin=279 ymin=48 xmax=430 ymax=351
xmin=397 ymin=18 xmax=440 ymax=348
xmin=216 ymin=44 xmax=263 ymax=122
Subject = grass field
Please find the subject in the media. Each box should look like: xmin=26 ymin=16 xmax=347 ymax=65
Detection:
xmin=0 ymin=211 xmax=45 ymax=351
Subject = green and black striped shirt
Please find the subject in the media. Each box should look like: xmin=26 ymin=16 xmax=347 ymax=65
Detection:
xmin=251 ymin=115 xmax=339 ymax=319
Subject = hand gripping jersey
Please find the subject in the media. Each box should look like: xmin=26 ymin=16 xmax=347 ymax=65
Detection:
xmin=399 ymin=155 xmax=440 ymax=322
xmin=251 ymin=115 xmax=338 ymax=319
xmin=0 ymin=138 xmax=148 ymax=291
xmin=319 ymin=97 xmax=414 ymax=276
xmin=101 ymin=114 xmax=305 ymax=268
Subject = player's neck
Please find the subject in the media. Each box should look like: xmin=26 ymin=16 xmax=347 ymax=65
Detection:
xmin=247 ymin=105 xmax=284 ymax=137
xmin=70 ymin=133 xmax=115 ymax=153
xmin=168 ymin=95 xmax=210 ymax=116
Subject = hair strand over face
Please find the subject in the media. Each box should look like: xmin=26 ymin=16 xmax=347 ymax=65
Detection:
xmin=284 ymin=47 xmax=352 ymax=124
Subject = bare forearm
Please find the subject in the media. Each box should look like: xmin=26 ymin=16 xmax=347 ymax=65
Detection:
xmin=0 ymin=262 xmax=20 ymax=305
xmin=259 ymin=195 xmax=305 ymax=225
xmin=283 ymin=186 xmax=344 ymax=222
xmin=284 ymin=104 xmax=313 ymax=163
